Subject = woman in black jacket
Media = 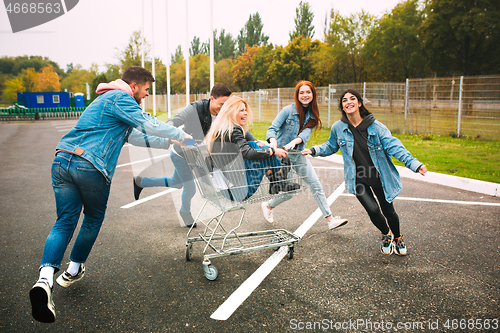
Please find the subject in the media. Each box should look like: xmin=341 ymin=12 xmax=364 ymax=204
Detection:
xmin=205 ymin=96 xmax=299 ymax=201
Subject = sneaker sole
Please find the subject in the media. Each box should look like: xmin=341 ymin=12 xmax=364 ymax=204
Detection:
xmin=380 ymin=244 xmax=394 ymax=255
xmin=56 ymin=273 xmax=84 ymax=288
xmin=329 ymin=220 xmax=348 ymax=230
xmin=30 ymin=286 xmax=55 ymax=323
xmin=261 ymin=203 xmax=273 ymax=223
xmin=394 ymin=249 xmax=407 ymax=256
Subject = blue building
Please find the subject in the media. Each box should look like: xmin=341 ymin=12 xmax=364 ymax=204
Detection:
xmin=17 ymin=92 xmax=71 ymax=109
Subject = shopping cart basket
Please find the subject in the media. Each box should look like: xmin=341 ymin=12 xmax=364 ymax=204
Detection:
xmin=181 ymin=143 xmax=307 ymax=280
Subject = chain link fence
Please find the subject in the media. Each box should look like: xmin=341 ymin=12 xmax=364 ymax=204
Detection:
xmin=145 ymin=75 xmax=500 ymax=140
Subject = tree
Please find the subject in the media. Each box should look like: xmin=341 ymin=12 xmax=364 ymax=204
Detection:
xmin=190 ymin=36 xmax=208 ymax=56
xmin=232 ymin=45 xmax=260 ymax=91
xmin=171 ymin=45 xmax=184 ymax=65
xmin=116 ymin=30 xmax=151 ymax=72
xmin=421 ymin=0 xmax=500 ymax=76
xmin=2 ymin=76 xmax=23 ymax=102
xmin=20 ymin=68 xmax=39 ymax=92
xmin=214 ymin=58 xmax=235 ymax=91
xmin=237 ymin=13 xmax=269 ymax=54
xmin=37 ymin=65 xmax=61 ymax=92
xmin=170 ymin=60 xmax=186 ymax=93
xmin=213 ymin=29 xmax=236 ymax=61
xmin=364 ymin=0 xmax=428 ymax=81
xmin=61 ymin=64 xmax=95 ymax=94
xmin=325 ymin=9 xmax=375 ymax=83
xmin=289 ymin=1 xmax=315 ymax=41
xmin=0 ymin=57 xmax=16 ymax=75
xmin=104 ymin=64 xmax=121 ymax=81
xmin=66 ymin=63 xmax=74 ymax=74
xmin=190 ymin=54 xmax=210 ymax=93
xmin=10 ymin=55 xmax=63 ymax=77
xmin=269 ymin=37 xmax=320 ymax=87
xmin=309 ymin=42 xmax=338 ymax=86
xmin=252 ymin=43 xmax=276 ymax=88
xmin=90 ymin=73 xmax=108 ymax=101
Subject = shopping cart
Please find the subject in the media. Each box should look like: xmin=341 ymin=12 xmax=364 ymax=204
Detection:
xmin=181 ymin=143 xmax=307 ymax=280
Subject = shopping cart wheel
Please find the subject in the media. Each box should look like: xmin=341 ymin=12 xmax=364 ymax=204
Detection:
xmin=203 ymin=264 xmax=218 ymax=281
xmin=287 ymin=246 xmax=294 ymax=259
xmin=186 ymin=244 xmax=193 ymax=261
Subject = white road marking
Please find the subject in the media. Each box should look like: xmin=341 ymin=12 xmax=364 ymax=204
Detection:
xmin=210 ymin=182 xmax=346 ymax=321
xmin=121 ymin=188 xmax=178 ymax=209
xmin=339 ymin=193 xmax=500 ymax=206
xmin=313 ymin=166 xmax=343 ymax=170
xmin=116 ymin=154 xmax=170 ymax=169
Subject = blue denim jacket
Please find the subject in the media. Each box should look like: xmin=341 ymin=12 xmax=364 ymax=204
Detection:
xmin=312 ymin=119 xmax=422 ymax=202
xmin=266 ymin=103 xmax=313 ymax=150
xmin=56 ymin=90 xmax=185 ymax=183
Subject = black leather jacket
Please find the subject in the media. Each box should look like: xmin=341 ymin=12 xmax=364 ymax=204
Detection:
xmin=168 ymin=99 xmax=257 ymax=157
xmin=211 ymin=126 xmax=271 ymax=162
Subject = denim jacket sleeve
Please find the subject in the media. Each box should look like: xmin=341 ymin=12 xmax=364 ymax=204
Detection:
xmin=376 ymin=123 xmax=422 ymax=172
xmin=126 ymin=128 xmax=171 ymax=149
xmin=313 ymin=123 xmax=340 ymax=157
xmin=115 ymin=93 xmax=185 ymax=142
xmin=298 ymin=127 xmax=312 ymax=146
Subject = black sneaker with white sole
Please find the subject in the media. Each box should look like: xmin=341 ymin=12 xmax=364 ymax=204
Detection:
xmin=30 ymin=278 xmax=56 ymax=323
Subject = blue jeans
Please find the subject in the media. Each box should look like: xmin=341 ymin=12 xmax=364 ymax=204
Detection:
xmin=40 ymin=152 xmax=111 ymax=272
xmin=140 ymin=151 xmax=195 ymax=213
xmin=222 ymin=142 xmax=281 ymax=202
xmin=267 ymin=153 xmax=332 ymax=218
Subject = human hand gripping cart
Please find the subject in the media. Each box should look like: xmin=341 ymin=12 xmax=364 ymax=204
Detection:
xmin=180 ymin=143 xmax=307 ymax=280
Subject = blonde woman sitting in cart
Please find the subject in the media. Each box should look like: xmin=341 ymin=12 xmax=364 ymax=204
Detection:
xmin=204 ymin=96 xmax=300 ymax=202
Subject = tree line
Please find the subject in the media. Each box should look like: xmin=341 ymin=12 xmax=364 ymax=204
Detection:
xmin=1 ymin=0 xmax=498 ymax=104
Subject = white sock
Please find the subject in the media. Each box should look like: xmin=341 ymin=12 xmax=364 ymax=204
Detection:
xmin=67 ymin=261 xmax=81 ymax=276
xmin=39 ymin=266 xmax=55 ymax=288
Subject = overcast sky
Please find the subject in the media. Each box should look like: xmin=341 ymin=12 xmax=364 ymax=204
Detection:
xmin=0 ymin=0 xmax=402 ymax=72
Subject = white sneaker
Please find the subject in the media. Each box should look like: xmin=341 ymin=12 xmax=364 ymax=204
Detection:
xmin=56 ymin=264 xmax=85 ymax=288
xmin=328 ymin=216 xmax=348 ymax=230
xmin=261 ymin=202 xmax=273 ymax=223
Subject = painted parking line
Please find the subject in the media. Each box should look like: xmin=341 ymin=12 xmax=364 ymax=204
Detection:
xmin=313 ymin=166 xmax=343 ymax=170
xmin=339 ymin=193 xmax=500 ymax=206
xmin=210 ymin=182 xmax=346 ymax=321
xmin=121 ymin=188 xmax=178 ymax=209
xmin=116 ymin=153 xmax=170 ymax=169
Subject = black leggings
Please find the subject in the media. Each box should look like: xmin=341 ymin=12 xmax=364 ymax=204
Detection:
xmin=355 ymin=182 xmax=401 ymax=238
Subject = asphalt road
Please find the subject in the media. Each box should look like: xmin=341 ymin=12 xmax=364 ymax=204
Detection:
xmin=1 ymin=120 xmax=499 ymax=333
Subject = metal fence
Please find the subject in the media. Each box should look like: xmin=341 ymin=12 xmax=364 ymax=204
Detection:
xmin=145 ymin=75 xmax=500 ymax=140
xmin=0 ymin=105 xmax=85 ymax=121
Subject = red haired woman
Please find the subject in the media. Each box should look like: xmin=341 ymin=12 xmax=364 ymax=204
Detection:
xmin=262 ymin=80 xmax=347 ymax=228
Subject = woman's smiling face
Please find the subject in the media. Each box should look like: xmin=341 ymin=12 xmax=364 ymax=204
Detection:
xmin=298 ymin=84 xmax=313 ymax=107
xmin=236 ymin=102 xmax=248 ymax=126
xmin=342 ymin=92 xmax=362 ymax=115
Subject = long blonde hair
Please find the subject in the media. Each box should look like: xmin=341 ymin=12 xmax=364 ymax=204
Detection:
xmin=205 ymin=96 xmax=253 ymax=152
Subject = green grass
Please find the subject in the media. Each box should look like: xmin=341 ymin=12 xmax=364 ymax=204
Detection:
xmin=248 ymin=122 xmax=500 ymax=184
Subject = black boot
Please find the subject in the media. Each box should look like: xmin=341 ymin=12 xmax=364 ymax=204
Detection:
xmin=133 ymin=176 xmax=143 ymax=200
xmin=266 ymin=173 xmax=282 ymax=195
xmin=281 ymin=156 xmax=292 ymax=179
xmin=275 ymin=173 xmax=300 ymax=192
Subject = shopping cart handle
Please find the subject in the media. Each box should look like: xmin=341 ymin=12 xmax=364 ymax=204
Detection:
xmin=184 ymin=138 xmax=197 ymax=146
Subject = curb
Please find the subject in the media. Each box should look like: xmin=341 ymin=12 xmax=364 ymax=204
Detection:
xmin=313 ymin=154 xmax=500 ymax=198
